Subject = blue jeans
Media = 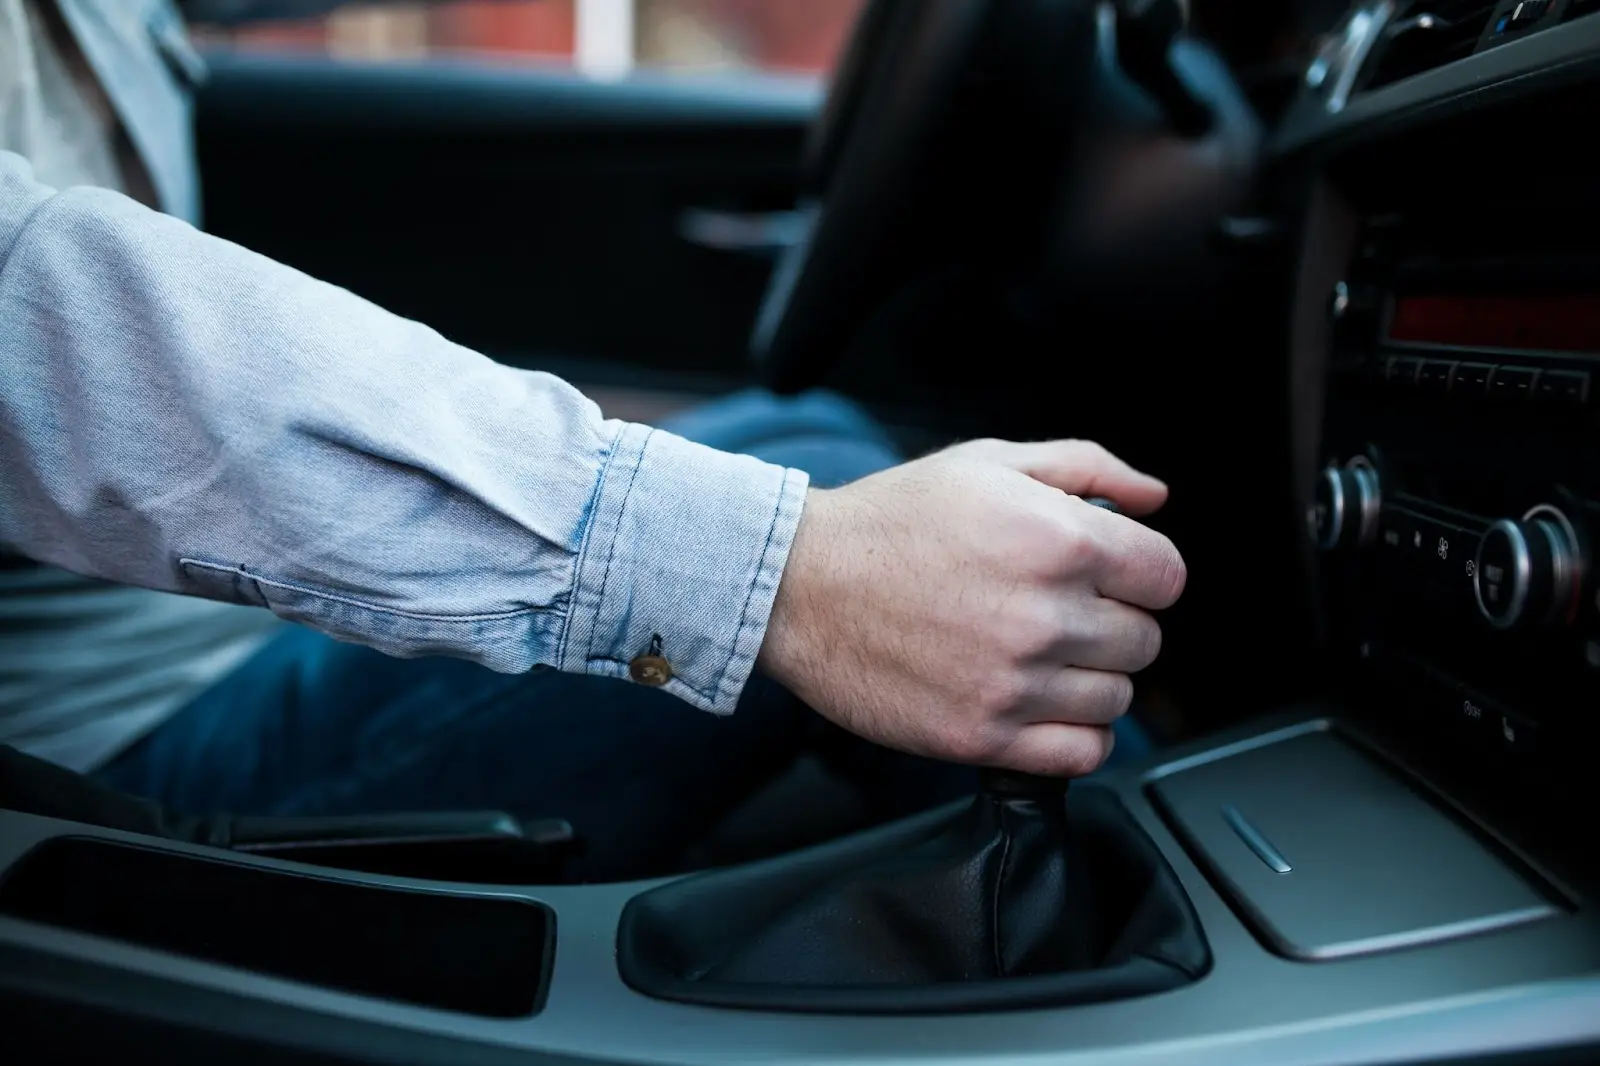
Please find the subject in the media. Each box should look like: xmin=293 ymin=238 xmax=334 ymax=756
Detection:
xmin=97 ymin=390 xmax=1149 ymax=881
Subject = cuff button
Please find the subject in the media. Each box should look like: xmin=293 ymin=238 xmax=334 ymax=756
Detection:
xmin=629 ymin=634 xmax=673 ymax=687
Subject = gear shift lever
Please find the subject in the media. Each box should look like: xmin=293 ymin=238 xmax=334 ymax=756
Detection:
xmin=619 ymin=753 xmax=1208 ymax=1013
xmin=978 ymin=767 xmax=1071 ymax=797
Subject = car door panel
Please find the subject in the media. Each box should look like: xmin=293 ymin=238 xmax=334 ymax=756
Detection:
xmin=195 ymin=53 xmax=820 ymax=384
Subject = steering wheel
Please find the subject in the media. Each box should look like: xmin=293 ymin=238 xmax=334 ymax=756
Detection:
xmin=750 ymin=0 xmax=1101 ymax=394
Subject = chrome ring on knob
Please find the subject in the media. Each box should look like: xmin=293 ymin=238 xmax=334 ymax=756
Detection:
xmin=1316 ymin=467 xmax=1346 ymax=550
xmin=1524 ymin=503 xmax=1582 ymax=623
xmin=1474 ymin=519 xmax=1533 ymax=631
xmin=1346 ymin=457 xmax=1381 ymax=547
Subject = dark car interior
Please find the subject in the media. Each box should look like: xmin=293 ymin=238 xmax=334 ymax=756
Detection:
xmin=3 ymin=0 xmax=1600 ymax=1061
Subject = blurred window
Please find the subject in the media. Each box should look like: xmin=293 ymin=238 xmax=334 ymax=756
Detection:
xmin=188 ymin=0 xmax=866 ymax=80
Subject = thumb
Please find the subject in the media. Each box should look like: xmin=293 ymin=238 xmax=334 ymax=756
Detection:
xmin=999 ymin=439 xmax=1170 ymax=516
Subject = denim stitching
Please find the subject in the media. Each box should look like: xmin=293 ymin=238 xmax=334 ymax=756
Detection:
xmin=554 ymin=423 xmax=628 ymax=669
xmin=582 ymin=427 xmax=651 ymax=666
xmin=712 ymin=466 xmax=789 ymax=704
xmin=178 ymin=558 xmax=544 ymax=622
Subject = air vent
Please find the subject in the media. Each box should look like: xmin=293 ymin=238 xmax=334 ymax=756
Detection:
xmin=1359 ymin=0 xmax=1498 ymax=91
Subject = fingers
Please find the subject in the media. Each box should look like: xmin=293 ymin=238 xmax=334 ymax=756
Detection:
xmin=1000 ymin=439 xmax=1169 ymax=517
xmin=1027 ymin=667 xmax=1135 ymax=726
xmin=1059 ymin=598 xmax=1163 ymax=672
xmin=995 ymin=722 xmax=1116 ymax=777
xmin=1066 ymin=500 xmax=1188 ymax=611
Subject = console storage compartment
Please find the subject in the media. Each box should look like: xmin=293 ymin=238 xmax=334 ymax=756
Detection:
xmin=0 ymin=837 xmax=553 ymax=1017
xmin=1149 ymin=726 xmax=1561 ymax=961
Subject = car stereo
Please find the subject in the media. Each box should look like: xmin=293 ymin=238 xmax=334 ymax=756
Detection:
xmin=1315 ymin=210 xmax=1600 ymax=768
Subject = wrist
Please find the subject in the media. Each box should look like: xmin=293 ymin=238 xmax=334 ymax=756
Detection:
xmin=757 ymin=486 xmax=835 ymax=692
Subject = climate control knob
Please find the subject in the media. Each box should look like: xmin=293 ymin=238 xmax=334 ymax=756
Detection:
xmin=1472 ymin=505 xmax=1583 ymax=631
xmin=1313 ymin=461 xmax=1381 ymax=550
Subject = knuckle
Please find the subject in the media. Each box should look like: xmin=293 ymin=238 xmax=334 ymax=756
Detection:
xmin=975 ymin=666 xmax=1030 ymax=719
xmin=1136 ymin=616 xmax=1164 ymax=669
xmin=1008 ymin=598 xmax=1064 ymax=657
xmin=1058 ymin=728 xmax=1113 ymax=777
xmin=1062 ymin=438 xmax=1108 ymax=462
xmin=951 ymin=437 xmax=1007 ymax=463
xmin=1103 ymin=672 xmax=1136 ymax=718
xmin=942 ymin=718 xmax=1007 ymax=765
xmin=1150 ymin=540 xmax=1188 ymax=607
xmin=1055 ymin=520 xmax=1101 ymax=572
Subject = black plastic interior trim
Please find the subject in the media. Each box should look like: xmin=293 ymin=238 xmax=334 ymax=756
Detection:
xmin=0 ymin=943 xmax=590 ymax=1066
xmin=199 ymin=52 xmax=820 ymax=133
xmin=1274 ymin=16 xmax=1600 ymax=159
xmin=0 ymin=838 xmax=554 ymax=1019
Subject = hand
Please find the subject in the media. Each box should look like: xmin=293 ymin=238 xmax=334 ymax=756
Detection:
xmin=757 ymin=438 xmax=1186 ymax=776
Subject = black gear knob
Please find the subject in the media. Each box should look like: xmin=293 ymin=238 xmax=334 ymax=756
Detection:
xmin=979 ymin=767 xmax=1071 ymax=799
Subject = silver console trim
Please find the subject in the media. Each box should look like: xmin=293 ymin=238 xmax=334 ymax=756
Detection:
xmin=1221 ymin=804 xmax=1293 ymax=873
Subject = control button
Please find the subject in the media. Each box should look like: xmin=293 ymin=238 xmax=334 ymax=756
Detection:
xmin=1488 ymin=365 xmax=1540 ymax=403
xmin=1417 ymin=516 xmax=1477 ymax=612
xmin=1535 ymin=369 xmax=1590 ymax=408
xmin=1493 ymin=710 xmax=1539 ymax=754
xmin=1451 ymin=362 xmax=1493 ymax=398
xmin=1472 ymin=505 xmax=1583 ymax=630
xmin=1452 ymin=687 xmax=1495 ymax=738
xmin=1417 ymin=359 xmax=1454 ymax=393
xmin=1391 ymin=358 xmax=1422 ymax=387
xmin=1313 ymin=461 xmax=1382 ymax=550
xmin=1372 ymin=507 xmax=1421 ymax=593
xmin=1376 ymin=507 xmax=1414 ymax=553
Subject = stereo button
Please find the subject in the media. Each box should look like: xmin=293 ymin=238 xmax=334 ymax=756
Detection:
xmin=1412 ymin=516 xmax=1477 ymax=613
xmin=1489 ymin=365 xmax=1540 ymax=403
xmin=1536 ymin=370 xmax=1590 ymax=408
xmin=1493 ymin=710 xmax=1539 ymax=754
xmin=1451 ymin=362 xmax=1493 ymax=397
xmin=1391 ymin=358 xmax=1423 ymax=387
xmin=1417 ymin=360 xmax=1454 ymax=393
xmin=1376 ymin=508 xmax=1414 ymax=553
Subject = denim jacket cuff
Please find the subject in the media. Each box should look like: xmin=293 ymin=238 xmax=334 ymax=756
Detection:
xmin=555 ymin=422 xmax=809 ymax=714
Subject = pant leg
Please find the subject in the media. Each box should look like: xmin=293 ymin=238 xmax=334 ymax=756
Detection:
xmin=96 ymin=625 xmax=825 ymax=881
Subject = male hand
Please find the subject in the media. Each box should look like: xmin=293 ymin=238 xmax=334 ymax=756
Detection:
xmin=757 ymin=439 xmax=1185 ymax=776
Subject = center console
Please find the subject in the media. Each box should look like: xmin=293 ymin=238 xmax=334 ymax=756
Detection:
xmin=1316 ymin=192 xmax=1600 ymax=771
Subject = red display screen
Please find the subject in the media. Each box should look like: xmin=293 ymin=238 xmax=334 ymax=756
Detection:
xmin=1388 ymin=293 xmax=1600 ymax=353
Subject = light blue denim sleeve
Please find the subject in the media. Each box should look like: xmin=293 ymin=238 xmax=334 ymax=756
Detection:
xmin=0 ymin=151 xmax=809 ymax=714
